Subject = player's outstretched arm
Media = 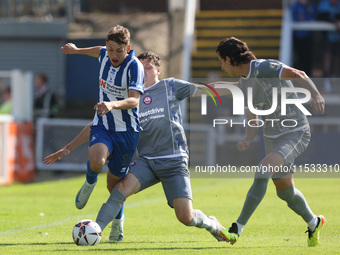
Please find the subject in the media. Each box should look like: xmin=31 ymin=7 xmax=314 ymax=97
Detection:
xmin=43 ymin=122 xmax=92 ymax=164
xmin=61 ymin=43 xmax=103 ymax=58
xmin=43 ymin=147 xmax=71 ymax=164
xmin=281 ymin=66 xmax=325 ymax=114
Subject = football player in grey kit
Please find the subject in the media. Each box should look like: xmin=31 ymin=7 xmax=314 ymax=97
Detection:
xmin=44 ymin=51 xmax=230 ymax=242
xmin=216 ymin=37 xmax=326 ymax=247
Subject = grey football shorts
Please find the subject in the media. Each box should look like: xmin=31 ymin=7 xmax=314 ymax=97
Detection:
xmin=264 ymin=126 xmax=311 ymax=179
xmin=128 ymin=156 xmax=192 ymax=208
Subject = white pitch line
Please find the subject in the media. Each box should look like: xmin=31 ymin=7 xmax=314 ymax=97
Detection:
xmin=0 ymin=214 xmax=95 ymax=236
xmin=0 ymin=178 xmax=246 ymax=236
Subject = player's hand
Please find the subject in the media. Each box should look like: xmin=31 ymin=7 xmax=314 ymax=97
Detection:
xmin=237 ymin=140 xmax=250 ymax=151
xmin=43 ymin=148 xmax=70 ymax=164
xmin=94 ymin=101 xmax=116 ymax=116
xmin=61 ymin=43 xmax=78 ymax=55
xmin=310 ymin=94 xmax=325 ymax=114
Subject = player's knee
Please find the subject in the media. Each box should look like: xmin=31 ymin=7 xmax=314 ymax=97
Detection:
xmin=113 ymin=180 xmax=133 ymax=199
xmin=114 ymin=174 xmax=140 ymax=198
xmin=176 ymin=211 xmax=193 ymax=225
xmin=276 ymin=186 xmax=294 ymax=201
xmin=114 ymin=181 xmax=124 ymax=193
xmin=89 ymin=159 xmax=105 ymax=172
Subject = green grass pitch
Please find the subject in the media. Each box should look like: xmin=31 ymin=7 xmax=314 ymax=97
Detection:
xmin=0 ymin=173 xmax=339 ymax=255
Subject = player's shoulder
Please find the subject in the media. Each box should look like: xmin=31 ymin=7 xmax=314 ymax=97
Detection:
xmin=98 ymin=47 xmax=108 ymax=61
xmin=160 ymin=77 xmax=176 ymax=86
xmin=254 ymin=59 xmax=284 ymax=73
xmin=164 ymin=77 xmax=192 ymax=86
xmin=100 ymin=46 xmax=107 ymax=55
xmin=130 ymin=56 xmax=144 ymax=69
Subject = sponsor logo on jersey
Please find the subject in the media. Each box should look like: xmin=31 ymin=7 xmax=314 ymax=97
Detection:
xmin=139 ymin=107 xmax=164 ymax=118
xmin=99 ymin=78 xmax=127 ymax=96
xmin=143 ymin=96 xmax=152 ymax=105
xmin=100 ymin=78 xmax=106 ymax=89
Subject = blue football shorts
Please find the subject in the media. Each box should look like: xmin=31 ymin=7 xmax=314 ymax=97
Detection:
xmin=89 ymin=125 xmax=139 ymax=177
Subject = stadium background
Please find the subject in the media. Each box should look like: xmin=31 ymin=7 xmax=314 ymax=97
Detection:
xmin=0 ymin=0 xmax=339 ymax=184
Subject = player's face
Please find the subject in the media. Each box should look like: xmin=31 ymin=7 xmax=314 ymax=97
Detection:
xmin=140 ymin=59 xmax=160 ymax=88
xmin=106 ymin=40 xmax=131 ymax=67
xmin=34 ymin=75 xmax=44 ymax=88
xmin=218 ymin=55 xmax=236 ymax=77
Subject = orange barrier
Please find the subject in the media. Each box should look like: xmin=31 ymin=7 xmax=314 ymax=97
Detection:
xmin=0 ymin=122 xmax=15 ymax=185
xmin=14 ymin=122 xmax=35 ymax=182
xmin=0 ymin=121 xmax=35 ymax=185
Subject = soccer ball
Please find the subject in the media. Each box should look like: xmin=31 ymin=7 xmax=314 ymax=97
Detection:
xmin=72 ymin=219 xmax=102 ymax=246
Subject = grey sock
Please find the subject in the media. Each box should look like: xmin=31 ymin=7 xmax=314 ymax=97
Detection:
xmin=187 ymin=209 xmax=216 ymax=232
xmin=277 ymin=185 xmax=314 ymax=223
xmin=96 ymin=188 xmax=126 ymax=231
xmin=237 ymin=174 xmax=270 ymax=225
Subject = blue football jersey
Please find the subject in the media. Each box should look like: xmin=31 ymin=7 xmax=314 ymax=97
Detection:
xmin=93 ymin=48 xmax=144 ymax=132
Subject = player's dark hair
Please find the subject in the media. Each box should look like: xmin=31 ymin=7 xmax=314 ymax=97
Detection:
xmin=216 ymin=37 xmax=256 ymax=66
xmin=107 ymin=25 xmax=130 ymax=45
xmin=137 ymin=51 xmax=161 ymax=68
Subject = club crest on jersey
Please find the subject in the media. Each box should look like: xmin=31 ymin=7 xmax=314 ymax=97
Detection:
xmin=143 ymin=96 xmax=152 ymax=105
xmin=107 ymin=69 xmax=116 ymax=84
xmin=269 ymin=63 xmax=281 ymax=71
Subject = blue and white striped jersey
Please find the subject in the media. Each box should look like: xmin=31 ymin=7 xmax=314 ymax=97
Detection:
xmin=92 ymin=48 xmax=144 ymax=132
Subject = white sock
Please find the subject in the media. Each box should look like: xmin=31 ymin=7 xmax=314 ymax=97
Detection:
xmin=235 ymin=221 xmax=245 ymax=235
xmin=308 ymin=216 xmax=318 ymax=232
xmin=188 ymin=209 xmax=216 ymax=233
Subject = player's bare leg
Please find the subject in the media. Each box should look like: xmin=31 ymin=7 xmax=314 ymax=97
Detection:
xmin=173 ymin=198 xmax=194 ymax=225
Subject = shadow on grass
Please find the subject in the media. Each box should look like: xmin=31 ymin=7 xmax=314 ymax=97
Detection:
xmin=0 ymin=240 xmax=300 ymax=252
xmin=0 ymin=240 xmax=209 ymax=246
xmin=0 ymin=241 xmax=74 ymax=247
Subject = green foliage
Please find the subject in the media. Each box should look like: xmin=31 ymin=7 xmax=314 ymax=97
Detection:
xmin=0 ymin=173 xmax=339 ymax=255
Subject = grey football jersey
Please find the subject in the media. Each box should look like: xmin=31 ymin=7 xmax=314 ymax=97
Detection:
xmin=239 ymin=59 xmax=309 ymax=138
xmin=137 ymin=78 xmax=196 ymax=158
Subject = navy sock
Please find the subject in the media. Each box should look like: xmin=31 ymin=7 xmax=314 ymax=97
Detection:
xmin=86 ymin=161 xmax=100 ymax=184
xmin=115 ymin=203 xmax=124 ymax=219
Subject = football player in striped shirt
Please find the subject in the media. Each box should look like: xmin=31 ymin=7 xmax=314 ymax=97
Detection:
xmin=60 ymin=25 xmax=144 ymax=241
xmin=44 ymin=51 xmax=232 ymax=242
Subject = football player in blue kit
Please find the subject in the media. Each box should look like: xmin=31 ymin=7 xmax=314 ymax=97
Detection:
xmin=60 ymin=25 xmax=144 ymax=241
xmin=45 ymin=51 xmax=231 ymax=242
xmin=215 ymin=37 xmax=325 ymax=247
